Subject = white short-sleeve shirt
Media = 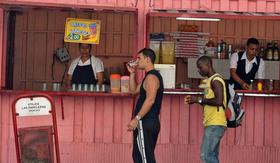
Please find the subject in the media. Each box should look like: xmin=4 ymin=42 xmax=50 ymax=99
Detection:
xmin=68 ymin=55 xmax=104 ymax=78
xmin=230 ymin=52 xmax=265 ymax=79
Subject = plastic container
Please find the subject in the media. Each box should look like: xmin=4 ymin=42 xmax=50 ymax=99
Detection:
xmin=149 ymin=41 xmax=160 ymax=64
xmin=161 ymin=41 xmax=175 ymax=64
xmin=110 ymin=74 xmax=121 ymax=93
xmin=121 ymin=76 xmax=130 ymax=93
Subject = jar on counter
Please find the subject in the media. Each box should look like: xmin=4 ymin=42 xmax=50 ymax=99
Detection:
xmin=110 ymin=74 xmax=121 ymax=93
xmin=121 ymin=76 xmax=130 ymax=93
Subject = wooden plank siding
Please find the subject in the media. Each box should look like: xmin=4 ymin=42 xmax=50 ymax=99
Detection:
xmin=0 ymin=93 xmax=280 ymax=162
xmin=12 ymin=9 xmax=136 ymax=90
xmin=2 ymin=0 xmax=279 ymax=13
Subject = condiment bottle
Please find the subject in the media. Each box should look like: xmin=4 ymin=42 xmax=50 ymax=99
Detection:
xmin=269 ymin=79 xmax=274 ymax=91
xmin=257 ymin=81 xmax=263 ymax=91
xmin=273 ymin=41 xmax=279 ymax=61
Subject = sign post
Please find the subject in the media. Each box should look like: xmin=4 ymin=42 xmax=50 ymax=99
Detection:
xmin=12 ymin=93 xmax=60 ymax=163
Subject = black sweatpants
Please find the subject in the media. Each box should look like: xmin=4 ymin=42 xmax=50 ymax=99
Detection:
xmin=132 ymin=119 xmax=160 ymax=163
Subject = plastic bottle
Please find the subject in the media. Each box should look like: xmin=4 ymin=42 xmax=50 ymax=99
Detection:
xmin=110 ymin=74 xmax=121 ymax=93
xmin=121 ymin=76 xmax=130 ymax=93
xmin=257 ymin=81 xmax=263 ymax=91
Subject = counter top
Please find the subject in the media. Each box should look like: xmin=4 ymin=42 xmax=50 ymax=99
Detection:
xmin=0 ymin=89 xmax=133 ymax=97
xmin=164 ymin=88 xmax=280 ymax=97
xmin=1 ymin=89 xmax=280 ymax=97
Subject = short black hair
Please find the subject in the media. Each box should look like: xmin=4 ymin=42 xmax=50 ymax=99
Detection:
xmin=79 ymin=43 xmax=92 ymax=50
xmin=247 ymin=37 xmax=259 ymax=46
xmin=197 ymin=55 xmax=213 ymax=66
xmin=138 ymin=48 xmax=156 ymax=64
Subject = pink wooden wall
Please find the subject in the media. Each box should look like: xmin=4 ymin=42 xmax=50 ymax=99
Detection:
xmin=1 ymin=0 xmax=280 ymax=87
xmin=1 ymin=92 xmax=280 ymax=163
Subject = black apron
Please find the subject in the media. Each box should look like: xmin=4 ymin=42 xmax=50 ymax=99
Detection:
xmin=71 ymin=56 xmax=97 ymax=85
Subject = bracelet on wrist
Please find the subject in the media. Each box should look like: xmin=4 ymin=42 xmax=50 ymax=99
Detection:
xmin=135 ymin=115 xmax=141 ymax=121
xmin=197 ymin=97 xmax=203 ymax=104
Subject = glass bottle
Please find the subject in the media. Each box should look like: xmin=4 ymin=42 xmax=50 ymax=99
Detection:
xmin=258 ymin=46 xmax=265 ymax=59
xmin=228 ymin=44 xmax=232 ymax=59
xmin=266 ymin=42 xmax=273 ymax=60
xmin=217 ymin=44 xmax=221 ymax=59
xmin=273 ymin=41 xmax=279 ymax=61
xmin=249 ymin=79 xmax=254 ymax=90
xmin=220 ymin=40 xmax=226 ymax=59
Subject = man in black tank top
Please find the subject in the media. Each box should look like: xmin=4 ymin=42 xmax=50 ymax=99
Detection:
xmin=127 ymin=48 xmax=164 ymax=163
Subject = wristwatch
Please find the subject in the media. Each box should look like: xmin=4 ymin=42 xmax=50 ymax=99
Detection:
xmin=135 ymin=115 xmax=141 ymax=121
xmin=198 ymin=97 xmax=203 ymax=104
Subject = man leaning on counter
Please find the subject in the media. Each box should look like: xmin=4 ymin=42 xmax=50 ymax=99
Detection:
xmin=66 ymin=43 xmax=104 ymax=86
xmin=229 ymin=38 xmax=265 ymax=90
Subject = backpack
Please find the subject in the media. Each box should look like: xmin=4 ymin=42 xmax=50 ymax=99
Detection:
xmin=211 ymin=75 xmax=245 ymax=128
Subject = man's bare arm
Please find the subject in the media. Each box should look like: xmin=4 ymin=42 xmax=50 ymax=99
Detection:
xmin=136 ymin=74 xmax=159 ymax=118
xmin=202 ymin=80 xmax=224 ymax=107
xmin=230 ymin=68 xmax=249 ymax=89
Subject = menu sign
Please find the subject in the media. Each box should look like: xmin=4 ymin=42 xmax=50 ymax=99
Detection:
xmin=64 ymin=18 xmax=101 ymax=44
xmin=15 ymin=97 xmax=51 ymax=116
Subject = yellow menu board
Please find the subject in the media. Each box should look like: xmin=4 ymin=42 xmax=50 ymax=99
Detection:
xmin=64 ymin=18 xmax=101 ymax=44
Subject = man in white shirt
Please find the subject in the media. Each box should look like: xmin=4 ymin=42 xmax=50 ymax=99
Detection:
xmin=229 ymin=38 xmax=265 ymax=90
xmin=67 ymin=43 xmax=104 ymax=86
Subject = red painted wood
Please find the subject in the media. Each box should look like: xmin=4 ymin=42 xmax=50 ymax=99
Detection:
xmin=220 ymin=0 xmax=229 ymax=11
xmin=245 ymin=97 xmax=255 ymax=146
xmin=257 ymin=0 xmax=267 ymax=12
xmin=1 ymin=92 xmax=280 ymax=162
xmin=178 ymin=95 xmax=189 ymax=144
xmin=264 ymin=98 xmax=273 ymax=146
xmin=0 ymin=9 xmax=5 ymax=88
xmin=248 ymin=0 xmax=257 ymax=12
xmin=159 ymin=96 xmax=171 ymax=144
xmin=254 ymin=97 xmax=265 ymax=146
xmin=170 ymin=95 xmax=180 ymax=144
xmin=272 ymin=98 xmax=280 ymax=146
xmin=103 ymin=97 xmax=114 ymax=143
xmin=82 ymin=97 xmax=96 ymax=142
xmin=94 ymin=96 xmax=104 ymax=143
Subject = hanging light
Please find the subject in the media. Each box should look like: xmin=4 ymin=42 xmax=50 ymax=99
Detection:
xmin=176 ymin=17 xmax=221 ymax=21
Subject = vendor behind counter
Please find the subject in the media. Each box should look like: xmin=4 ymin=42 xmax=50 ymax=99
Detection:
xmin=229 ymin=38 xmax=265 ymax=90
xmin=66 ymin=43 xmax=104 ymax=86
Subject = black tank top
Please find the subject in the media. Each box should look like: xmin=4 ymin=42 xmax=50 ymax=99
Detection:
xmin=134 ymin=69 xmax=164 ymax=120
